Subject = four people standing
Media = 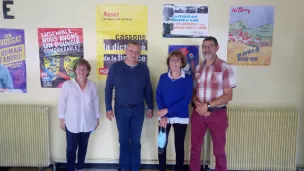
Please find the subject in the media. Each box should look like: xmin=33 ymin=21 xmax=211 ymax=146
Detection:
xmin=57 ymin=37 xmax=236 ymax=171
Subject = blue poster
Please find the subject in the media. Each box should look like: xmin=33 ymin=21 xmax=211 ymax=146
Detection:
xmin=0 ymin=28 xmax=27 ymax=93
xmin=168 ymin=45 xmax=199 ymax=77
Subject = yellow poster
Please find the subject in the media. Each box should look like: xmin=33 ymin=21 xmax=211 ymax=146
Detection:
xmin=96 ymin=4 xmax=148 ymax=80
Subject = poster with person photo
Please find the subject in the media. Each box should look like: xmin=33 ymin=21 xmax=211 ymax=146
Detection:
xmin=0 ymin=28 xmax=27 ymax=93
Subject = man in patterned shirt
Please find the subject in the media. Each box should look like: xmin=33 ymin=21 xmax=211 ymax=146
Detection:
xmin=190 ymin=36 xmax=237 ymax=171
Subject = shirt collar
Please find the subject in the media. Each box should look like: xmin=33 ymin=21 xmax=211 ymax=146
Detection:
xmin=168 ymin=69 xmax=185 ymax=79
xmin=72 ymin=78 xmax=89 ymax=84
xmin=195 ymin=56 xmax=219 ymax=81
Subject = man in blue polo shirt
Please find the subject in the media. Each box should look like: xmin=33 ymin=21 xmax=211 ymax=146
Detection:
xmin=105 ymin=41 xmax=154 ymax=171
xmin=0 ymin=64 xmax=14 ymax=92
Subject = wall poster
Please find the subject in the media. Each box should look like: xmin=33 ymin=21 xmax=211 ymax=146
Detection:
xmin=38 ymin=28 xmax=84 ymax=88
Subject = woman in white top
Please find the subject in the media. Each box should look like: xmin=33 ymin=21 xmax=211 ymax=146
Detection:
xmin=58 ymin=58 xmax=100 ymax=171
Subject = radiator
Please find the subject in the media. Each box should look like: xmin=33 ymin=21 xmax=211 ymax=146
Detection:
xmin=0 ymin=104 xmax=50 ymax=167
xmin=209 ymin=107 xmax=298 ymax=171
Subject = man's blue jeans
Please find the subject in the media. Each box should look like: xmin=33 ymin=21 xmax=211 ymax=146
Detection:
xmin=115 ymin=103 xmax=145 ymax=171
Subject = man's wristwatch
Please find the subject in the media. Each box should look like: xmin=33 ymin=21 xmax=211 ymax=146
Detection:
xmin=207 ymin=102 xmax=212 ymax=112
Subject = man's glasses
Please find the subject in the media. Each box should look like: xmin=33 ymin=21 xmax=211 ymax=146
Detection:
xmin=202 ymin=44 xmax=215 ymax=49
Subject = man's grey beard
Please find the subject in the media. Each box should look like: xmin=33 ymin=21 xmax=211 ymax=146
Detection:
xmin=204 ymin=54 xmax=212 ymax=60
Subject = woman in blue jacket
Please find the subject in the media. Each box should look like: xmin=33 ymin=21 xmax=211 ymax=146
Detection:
xmin=156 ymin=50 xmax=193 ymax=171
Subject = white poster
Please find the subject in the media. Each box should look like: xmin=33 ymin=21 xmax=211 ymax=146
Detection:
xmin=163 ymin=4 xmax=209 ymax=38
